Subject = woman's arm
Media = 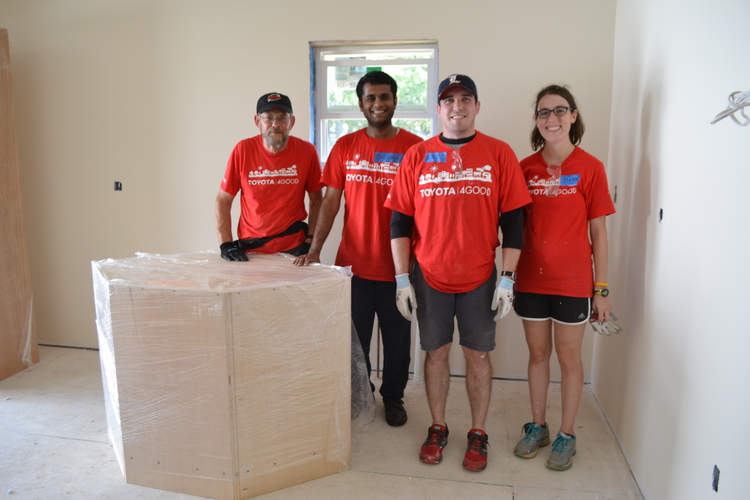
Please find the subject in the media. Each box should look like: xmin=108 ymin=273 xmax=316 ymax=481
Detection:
xmin=589 ymin=215 xmax=612 ymax=322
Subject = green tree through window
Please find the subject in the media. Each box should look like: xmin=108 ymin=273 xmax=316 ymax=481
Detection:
xmin=312 ymin=43 xmax=438 ymax=161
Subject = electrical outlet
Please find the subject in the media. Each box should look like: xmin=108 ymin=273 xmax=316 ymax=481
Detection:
xmin=713 ymin=465 xmax=720 ymax=492
xmin=114 ymin=181 xmax=122 ymax=191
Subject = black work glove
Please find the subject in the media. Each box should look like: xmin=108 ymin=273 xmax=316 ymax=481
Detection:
xmin=220 ymin=241 xmax=249 ymax=262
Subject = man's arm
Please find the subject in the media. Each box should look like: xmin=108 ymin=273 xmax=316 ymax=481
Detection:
xmin=215 ymin=189 xmax=249 ymax=261
xmin=391 ymin=236 xmax=412 ymax=276
xmin=493 ymin=208 xmax=524 ymax=320
xmin=294 ymin=187 xmax=342 ymax=266
xmin=215 ymin=189 xmax=236 ymax=245
xmin=306 ymin=188 xmax=323 ymax=242
xmin=500 ymin=247 xmax=521 ymax=274
xmin=498 ymin=207 xmax=523 ymax=273
xmin=391 ymin=235 xmax=417 ymax=320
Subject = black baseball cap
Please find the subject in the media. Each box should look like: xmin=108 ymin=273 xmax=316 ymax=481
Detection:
xmin=257 ymin=92 xmax=293 ymax=114
xmin=437 ymin=74 xmax=478 ymax=102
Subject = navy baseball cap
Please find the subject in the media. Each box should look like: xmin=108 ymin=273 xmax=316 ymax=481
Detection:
xmin=257 ymin=92 xmax=293 ymax=114
xmin=437 ymin=74 xmax=478 ymax=102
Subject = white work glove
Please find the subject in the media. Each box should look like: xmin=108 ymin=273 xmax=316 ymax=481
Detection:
xmin=590 ymin=312 xmax=623 ymax=335
xmin=395 ymin=273 xmax=417 ymax=321
xmin=491 ymin=276 xmax=514 ymax=321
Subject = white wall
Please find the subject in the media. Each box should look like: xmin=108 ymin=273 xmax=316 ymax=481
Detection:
xmin=0 ymin=0 xmax=616 ymax=383
xmin=592 ymin=0 xmax=750 ymax=498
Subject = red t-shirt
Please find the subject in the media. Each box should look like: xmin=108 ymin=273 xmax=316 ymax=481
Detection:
xmin=514 ymin=147 xmax=616 ymax=297
xmin=386 ymin=132 xmax=531 ymax=293
xmin=220 ymin=135 xmax=323 ymax=254
xmin=323 ymin=128 xmax=423 ymax=281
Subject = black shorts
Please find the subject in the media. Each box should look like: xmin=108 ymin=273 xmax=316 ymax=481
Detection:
xmin=514 ymin=291 xmax=591 ymax=325
xmin=413 ymin=261 xmax=497 ymax=352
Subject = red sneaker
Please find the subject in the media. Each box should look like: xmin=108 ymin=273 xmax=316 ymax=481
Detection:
xmin=419 ymin=424 xmax=449 ymax=464
xmin=463 ymin=429 xmax=489 ymax=471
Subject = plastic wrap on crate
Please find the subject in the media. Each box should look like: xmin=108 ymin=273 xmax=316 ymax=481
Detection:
xmin=0 ymin=27 xmax=39 ymax=382
xmin=92 ymin=251 xmax=362 ymax=500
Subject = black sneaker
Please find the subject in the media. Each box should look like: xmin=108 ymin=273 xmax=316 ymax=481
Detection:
xmin=383 ymin=397 xmax=407 ymax=426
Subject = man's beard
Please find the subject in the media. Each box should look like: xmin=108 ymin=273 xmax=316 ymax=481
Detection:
xmin=263 ymin=128 xmax=289 ymax=149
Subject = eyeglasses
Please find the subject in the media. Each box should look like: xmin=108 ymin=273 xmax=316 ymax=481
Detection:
xmin=259 ymin=115 xmax=290 ymax=125
xmin=535 ymin=106 xmax=574 ymax=119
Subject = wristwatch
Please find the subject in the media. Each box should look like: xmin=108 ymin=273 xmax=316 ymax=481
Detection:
xmin=594 ymin=288 xmax=609 ymax=297
xmin=500 ymin=271 xmax=517 ymax=281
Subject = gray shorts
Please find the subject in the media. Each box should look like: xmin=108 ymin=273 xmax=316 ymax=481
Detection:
xmin=413 ymin=261 xmax=497 ymax=352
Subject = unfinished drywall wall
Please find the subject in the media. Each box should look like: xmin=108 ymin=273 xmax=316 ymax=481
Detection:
xmin=0 ymin=0 xmax=616 ymax=383
xmin=593 ymin=0 xmax=750 ymax=498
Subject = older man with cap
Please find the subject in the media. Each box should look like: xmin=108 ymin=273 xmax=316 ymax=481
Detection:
xmin=215 ymin=92 xmax=323 ymax=260
xmin=385 ymin=74 xmax=531 ymax=471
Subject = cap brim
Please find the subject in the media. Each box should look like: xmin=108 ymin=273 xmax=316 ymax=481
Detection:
xmin=257 ymin=105 xmax=293 ymax=115
xmin=438 ymin=84 xmax=475 ymax=101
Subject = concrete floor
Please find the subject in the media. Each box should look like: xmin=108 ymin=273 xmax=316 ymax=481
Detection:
xmin=1 ymin=346 xmax=643 ymax=499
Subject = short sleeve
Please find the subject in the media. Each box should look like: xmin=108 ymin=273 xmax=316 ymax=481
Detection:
xmin=303 ymin=144 xmax=323 ymax=193
xmin=585 ymin=161 xmax=616 ymax=220
xmin=384 ymin=147 xmax=417 ymax=216
xmin=321 ymin=137 xmax=347 ymax=190
xmin=220 ymin=142 xmax=243 ymax=196
xmin=497 ymin=143 xmax=531 ymax=214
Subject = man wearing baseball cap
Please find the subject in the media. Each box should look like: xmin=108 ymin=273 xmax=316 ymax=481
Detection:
xmin=386 ymin=74 xmax=531 ymax=471
xmin=215 ymin=92 xmax=323 ymax=260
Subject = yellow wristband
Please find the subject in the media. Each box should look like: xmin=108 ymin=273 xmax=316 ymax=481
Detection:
xmin=594 ymin=282 xmax=609 ymax=288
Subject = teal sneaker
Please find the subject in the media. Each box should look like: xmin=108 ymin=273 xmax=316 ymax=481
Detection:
xmin=546 ymin=432 xmax=577 ymax=471
xmin=513 ymin=422 xmax=550 ymax=458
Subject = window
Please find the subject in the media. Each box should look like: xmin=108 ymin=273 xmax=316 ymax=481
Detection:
xmin=310 ymin=41 xmax=438 ymax=162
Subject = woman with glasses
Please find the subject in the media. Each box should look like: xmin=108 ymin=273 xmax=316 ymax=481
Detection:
xmin=511 ymin=85 xmax=616 ymax=471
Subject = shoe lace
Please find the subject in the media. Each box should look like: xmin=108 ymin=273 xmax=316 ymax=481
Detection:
xmin=467 ymin=433 xmax=489 ymax=453
xmin=425 ymin=428 xmax=446 ymax=446
xmin=551 ymin=434 xmax=571 ymax=454
xmin=522 ymin=423 xmax=542 ymax=443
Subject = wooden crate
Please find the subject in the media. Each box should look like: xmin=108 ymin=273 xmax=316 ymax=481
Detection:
xmin=93 ymin=253 xmax=351 ymax=500
xmin=0 ymin=27 xmax=39 ymax=381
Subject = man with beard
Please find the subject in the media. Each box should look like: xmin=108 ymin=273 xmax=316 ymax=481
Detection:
xmin=294 ymin=72 xmax=423 ymax=426
xmin=215 ymin=92 xmax=323 ymax=261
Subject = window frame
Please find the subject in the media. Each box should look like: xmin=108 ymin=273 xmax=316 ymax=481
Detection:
xmin=309 ymin=40 xmax=439 ymax=162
